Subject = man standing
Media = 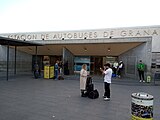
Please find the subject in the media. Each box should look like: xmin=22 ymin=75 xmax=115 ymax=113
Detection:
xmin=117 ymin=61 xmax=124 ymax=78
xmin=137 ymin=60 xmax=145 ymax=82
xmin=33 ymin=62 xmax=40 ymax=79
xmin=100 ymin=63 xmax=113 ymax=101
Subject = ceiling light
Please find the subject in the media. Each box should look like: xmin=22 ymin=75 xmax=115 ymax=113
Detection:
xmin=107 ymin=48 xmax=111 ymax=51
xmin=84 ymin=47 xmax=87 ymax=51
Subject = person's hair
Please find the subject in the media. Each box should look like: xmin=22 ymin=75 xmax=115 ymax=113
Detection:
xmin=139 ymin=60 xmax=142 ymax=62
xmin=104 ymin=63 xmax=110 ymax=67
xmin=82 ymin=64 xmax=87 ymax=70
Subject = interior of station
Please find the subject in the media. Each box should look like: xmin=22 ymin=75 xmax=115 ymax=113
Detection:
xmin=16 ymin=42 xmax=144 ymax=76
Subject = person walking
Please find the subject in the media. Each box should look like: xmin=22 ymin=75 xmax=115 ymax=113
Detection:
xmin=100 ymin=63 xmax=113 ymax=101
xmin=59 ymin=61 xmax=63 ymax=76
xmin=80 ymin=64 xmax=88 ymax=97
xmin=33 ymin=62 xmax=40 ymax=79
xmin=137 ymin=60 xmax=145 ymax=82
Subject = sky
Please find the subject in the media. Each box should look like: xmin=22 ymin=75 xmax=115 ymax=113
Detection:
xmin=0 ymin=0 xmax=160 ymax=33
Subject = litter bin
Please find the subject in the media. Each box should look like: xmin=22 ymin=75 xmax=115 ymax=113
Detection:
xmin=131 ymin=92 xmax=153 ymax=120
xmin=44 ymin=66 xmax=54 ymax=79
xmin=44 ymin=65 xmax=50 ymax=79
xmin=146 ymin=75 xmax=151 ymax=83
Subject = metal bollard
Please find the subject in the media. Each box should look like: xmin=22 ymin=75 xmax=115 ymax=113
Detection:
xmin=131 ymin=92 xmax=153 ymax=120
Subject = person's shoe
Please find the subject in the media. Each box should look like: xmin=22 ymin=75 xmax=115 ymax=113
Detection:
xmin=139 ymin=80 xmax=142 ymax=82
xmin=103 ymin=95 xmax=107 ymax=98
xmin=104 ymin=97 xmax=110 ymax=101
xmin=143 ymin=80 xmax=145 ymax=82
xmin=81 ymin=94 xmax=87 ymax=97
xmin=81 ymin=92 xmax=87 ymax=97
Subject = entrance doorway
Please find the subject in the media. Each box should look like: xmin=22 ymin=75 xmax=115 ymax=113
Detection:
xmin=90 ymin=56 xmax=103 ymax=75
xmin=90 ymin=56 xmax=118 ymax=75
xmin=32 ymin=55 xmax=62 ymax=71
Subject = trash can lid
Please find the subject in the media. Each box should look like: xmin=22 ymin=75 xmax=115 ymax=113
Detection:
xmin=131 ymin=92 xmax=153 ymax=100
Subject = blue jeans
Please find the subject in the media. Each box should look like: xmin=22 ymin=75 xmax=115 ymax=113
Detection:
xmin=55 ymin=70 xmax=59 ymax=79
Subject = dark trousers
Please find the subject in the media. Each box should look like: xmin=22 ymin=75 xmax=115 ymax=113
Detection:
xmin=34 ymin=69 xmax=40 ymax=75
xmin=112 ymin=67 xmax=117 ymax=74
xmin=138 ymin=70 xmax=144 ymax=80
xmin=104 ymin=82 xmax=110 ymax=98
xmin=117 ymin=68 xmax=122 ymax=76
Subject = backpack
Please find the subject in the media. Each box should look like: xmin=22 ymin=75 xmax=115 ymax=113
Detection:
xmin=88 ymin=89 xmax=99 ymax=99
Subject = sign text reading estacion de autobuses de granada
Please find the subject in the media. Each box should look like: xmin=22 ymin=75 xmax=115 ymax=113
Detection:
xmin=7 ymin=28 xmax=160 ymax=40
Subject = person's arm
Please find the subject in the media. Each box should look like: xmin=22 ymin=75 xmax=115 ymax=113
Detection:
xmin=80 ymin=70 xmax=87 ymax=77
xmin=142 ymin=63 xmax=145 ymax=71
xmin=100 ymin=68 xmax=103 ymax=73
xmin=100 ymin=68 xmax=107 ymax=75
xmin=119 ymin=64 xmax=123 ymax=68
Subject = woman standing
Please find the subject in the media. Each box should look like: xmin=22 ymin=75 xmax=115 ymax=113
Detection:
xmin=80 ymin=64 xmax=88 ymax=97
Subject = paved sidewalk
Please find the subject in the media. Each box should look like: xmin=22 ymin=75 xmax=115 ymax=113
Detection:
xmin=0 ymin=75 xmax=159 ymax=120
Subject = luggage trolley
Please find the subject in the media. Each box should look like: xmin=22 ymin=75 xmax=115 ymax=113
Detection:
xmin=85 ymin=76 xmax=99 ymax=99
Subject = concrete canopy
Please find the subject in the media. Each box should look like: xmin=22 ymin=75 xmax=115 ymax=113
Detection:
xmin=0 ymin=36 xmax=44 ymax=81
xmin=17 ymin=42 xmax=143 ymax=56
xmin=13 ymin=37 xmax=149 ymax=56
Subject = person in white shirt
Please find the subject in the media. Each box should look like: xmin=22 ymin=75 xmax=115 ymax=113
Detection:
xmin=100 ymin=63 xmax=113 ymax=101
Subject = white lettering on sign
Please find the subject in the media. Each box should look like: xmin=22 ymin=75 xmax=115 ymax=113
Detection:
xmin=8 ymin=34 xmax=37 ymax=40
xmin=52 ymin=32 xmax=97 ymax=39
xmin=119 ymin=29 xmax=159 ymax=37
